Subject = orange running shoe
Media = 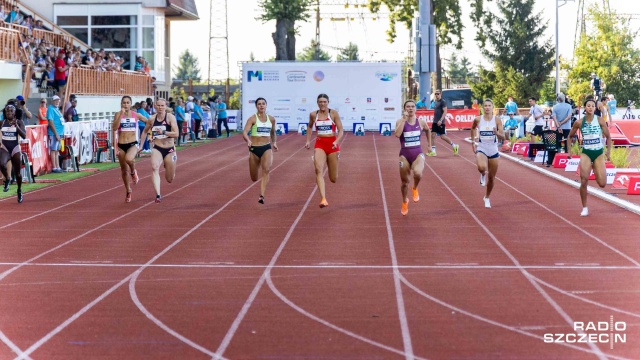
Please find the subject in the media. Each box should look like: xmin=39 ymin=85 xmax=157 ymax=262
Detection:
xmin=131 ymin=170 xmax=139 ymax=185
xmin=412 ymin=187 xmax=419 ymax=202
xmin=125 ymin=192 xmax=132 ymax=203
xmin=401 ymin=200 xmax=409 ymax=216
xmin=319 ymin=198 xmax=329 ymax=208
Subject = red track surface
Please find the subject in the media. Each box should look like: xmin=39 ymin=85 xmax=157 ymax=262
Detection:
xmin=1 ymin=133 xmax=639 ymax=359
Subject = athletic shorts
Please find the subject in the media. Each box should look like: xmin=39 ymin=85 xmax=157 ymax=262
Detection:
xmin=431 ymin=122 xmax=446 ymax=136
xmin=118 ymin=141 xmax=138 ymax=153
xmin=314 ymin=136 xmax=340 ymax=155
xmin=249 ymin=143 xmax=272 ymax=159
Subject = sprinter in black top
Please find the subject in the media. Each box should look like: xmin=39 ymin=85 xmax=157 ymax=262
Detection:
xmin=1 ymin=104 xmax=26 ymax=203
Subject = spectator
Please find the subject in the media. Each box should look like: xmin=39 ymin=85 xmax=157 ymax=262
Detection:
xmin=607 ymin=94 xmax=617 ymax=116
xmin=146 ymin=97 xmax=156 ymax=115
xmin=41 ymin=63 xmax=54 ymax=89
xmin=5 ymin=5 xmax=20 ymax=24
xmin=552 ymin=92 xmax=573 ymax=156
xmin=21 ymin=15 xmax=33 ymax=30
xmin=82 ymin=49 xmax=94 ymax=65
xmin=415 ymin=97 xmax=427 ymax=109
xmin=471 ymin=99 xmax=480 ymax=114
xmin=503 ymin=112 xmax=519 ymax=141
xmin=505 ymin=96 xmax=518 ymax=116
xmin=590 ymin=72 xmax=606 ymax=100
xmin=34 ymin=19 xmax=44 ymax=30
xmin=65 ymin=98 xmax=79 ymax=122
xmin=528 ymin=97 xmax=544 ymax=137
xmin=54 ymin=50 xmax=69 ymax=96
xmin=137 ymin=102 xmax=151 ymax=153
xmin=64 ymin=94 xmax=76 ymax=113
xmin=174 ymin=98 xmax=186 ymax=145
xmin=134 ymin=56 xmax=144 ymax=72
xmin=47 ymin=95 xmax=65 ymax=173
xmin=192 ymin=99 xmax=204 ymax=140
xmin=0 ymin=4 xmax=6 ymax=22
xmin=215 ymin=97 xmax=229 ymax=138
xmin=38 ymin=99 xmax=48 ymax=125
xmin=16 ymin=95 xmax=32 ymax=125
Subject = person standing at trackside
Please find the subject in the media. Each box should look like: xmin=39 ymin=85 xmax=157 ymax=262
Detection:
xmin=471 ymin=99 xmax=505 ymax=209
xmin=65 ymin=98 xmax=79 ymax=122
xmin=505 ymin=96 xmax=518 ymax=117
xmin=566 ymin=98 xmax=612 ymax=217
xmin=590 ymin=73 xmax=605 ymax=100
xmin=428 ymin=90 xmax=459 ymax=156
xmin=113 ymin=96 xmax=148 ymax=203
xmin=192 ymin=99 xmax=204 ymax=140
xmin=1 ymin=104 xmax=26 ymax=202
xmin=47 ymin=95 xmax=65 ymax=173
xmin=136 ymin=101 xmax=152 ymax=153
xmin=551 ymin=93 xmax=573 ymax=158
xmin=394 ymin=99 xmax=432 ymax=216
xmin=305 ymin=94 xmax=344 ymax=208
xmin=607 ymin=94 xmax=617 ymax=117
xmin=174 ymin=98 xmax=186 ymax=145
xmin=38 ymin=99 xmax=48 ymax=125
xmin=528 ymin=97 xmax=544 ymax=138
xmin=139 ymin=99 xmax=179 ymax=203
xmin=216 ymin=97 xmax=229 ymax=138
xmin=54 ymin=50 xmax=69 ymax=96
xmin=242 ymin=97 xmax=278 ymax=204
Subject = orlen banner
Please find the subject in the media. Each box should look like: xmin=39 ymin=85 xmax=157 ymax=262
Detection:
xmin=241 ymin=62 xmax=402 ymax=131
xmin=26 ymin=125 xmax=52 ymax=175
xmin=416 ymin=109 xmax=478 ymax=129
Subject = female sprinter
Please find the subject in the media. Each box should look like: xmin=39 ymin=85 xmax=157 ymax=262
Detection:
xmin=395 ymin=99 xmax=431 ymax=216
xmin=1 ymin=104 xmax=26 ymax=203
xmin=471 ymin=99 xmax=505 ymax=209
xmin=305 ymin=94 xmax=344 ymax=208
xmin=139 ymin=99 xmax=179 ymax=203
xmin=567 ymin=98 xmax=612 ymax=216
xmin=112 ymin=95 xmax=148 ymax=202
xmin=242 ymin=97 xmax=278 ymax=204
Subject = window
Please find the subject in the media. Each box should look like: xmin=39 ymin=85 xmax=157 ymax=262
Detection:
xmin=91 ymin=28 xmax=135 ymax=49
xmin=91 ymin=15 xmax=136 ymax=26
xmin=57 ymin=16 xmax=87 ymax=26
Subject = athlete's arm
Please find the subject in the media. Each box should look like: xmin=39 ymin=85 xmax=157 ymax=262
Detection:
xmin=394 ymin=117 xmax=406 ymax=138
xmin=332 ymin=110 xmax=344 ymax=148
xmin=305 ymin=112 xmax=315 ymax=149
xmin=165 ymin=114 xmax=179 ymax=138
xmin=419 ymin=119 xmax=432 ymax=149
xmin=242 ymin=115 xmax=255 ymax=147
xmin=599 ymin=115 xmax=612 ymax=160
xmin=15 ymin=118 xmax=26 ymax=139
xmin=138 ymin=115 xmax=153 ymax=153
xmin=135 ymin=111 xmax=148 ymax=123
xmin=270 ymin=115 xmax=278 ymax=151
xmin=494 ymin=117 xmax=505 ymax=141
xmin=112 ymin=111 xmax=121 ymax=147
xmin=471 ymin=117 xmax=480 ymax=153
xmin=566 ymin=119 xmax=582 ymax=159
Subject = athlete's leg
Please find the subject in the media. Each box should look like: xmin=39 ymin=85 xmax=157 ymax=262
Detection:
xmin=259 ymin=149 xmax=273 ymax=198
xmin=592 ymin=153 xmax=607 ymax=189
xmin=578 ymin=153 xmax=592 ymax=210
xmin=476 ymin=152 xmax=489 ymax=186
xmin=0 ymin=149 xmax=10 ymax=191
xmin=326 ymin=152 xmax=339 ymax=183
xmin=249 ymin=152 xmax=260 ymax=182
xmin=126 ymin=145 xmax=138 ymax=184
xmin=117 ymin=149 xmax=132 ymax=197
xmin=485 ymin=157 xmax=499 ymax=198
xmin=10 ymin=152 xmax=22 ymax=202
xmin=411 ymin=154 xmax=425 ymax=189
xmin=163 ymin=150 xmax=177 ymax=183
xmin=399 ymin=156 xmax=411 ymax=202
xmin=150 ymin=148 xmax=163 ymax=199
xmin=314 ymin=148 xmax=328 ymax=203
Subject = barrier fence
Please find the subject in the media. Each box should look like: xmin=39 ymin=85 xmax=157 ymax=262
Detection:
xmin=64 ymin=67 xmax=154 ymax=105
xmin=0 ymin=28 xmax=21 ymax=62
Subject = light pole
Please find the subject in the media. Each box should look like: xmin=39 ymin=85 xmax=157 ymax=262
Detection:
xmin=556 ymin=0 xmax=573 ymax=96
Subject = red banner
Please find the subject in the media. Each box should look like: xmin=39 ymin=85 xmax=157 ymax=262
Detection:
xmin=416 ymin=109 xmax=479 ymax=129
xmin=26 ymin=125 xmax=52 ymax=175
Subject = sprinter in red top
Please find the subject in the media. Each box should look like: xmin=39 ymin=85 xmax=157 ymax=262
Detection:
xmin=305 ymin=93 xmax=344 ymax=208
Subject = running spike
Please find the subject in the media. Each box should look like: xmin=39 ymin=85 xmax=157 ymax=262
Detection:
xmin=125 ymin=192 xmax=132 ymax=203
xmin=401 ymin=200 xmax=409 ymax=216
xmin=3 ymin=179 xmax=9 ymax=192
xmin=258 ymin=195 xmax=265 ymax=204
xmin=17 ymin=191 xmax=23 ymax=203
xmin=412 ymin=187 xmax=419 ymax=202
xmin=155 ymin=194 xmax=162 ymax=203
xmin=131 ymin=170 xmax=139 ymax=185
xmin=319 ymin=198 xmax=329 ymax=208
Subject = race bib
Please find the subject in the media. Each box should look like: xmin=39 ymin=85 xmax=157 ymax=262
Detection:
xmin=479 ymin=129 xmax=495 ymax=143
xmin=1 ymin=127 xmax=17 ymax=141
xmin=152 ymin=126 xmax=167 ymax=139
xmin=403 ymin=130 xmax=420 ymax=147
xmin=583 ymin=134 xmax=602 ymax=150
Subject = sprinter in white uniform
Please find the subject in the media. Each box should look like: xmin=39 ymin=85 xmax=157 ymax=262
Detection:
xmin=242 ymin=97 xmax=278 ymax=204
xmin=471 ymin=99 xmax=505 ymax=209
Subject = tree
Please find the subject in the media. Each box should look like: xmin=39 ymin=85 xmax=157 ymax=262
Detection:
xmin=469 ymin=0 xmax=553 ymax=104
xmin=173 ymin=50 xmax=201 ymax=81
xmin=297 ymin=40 xmax=331 ymax=61
xmin=229 ymin=89 xmax=241 ymax=110
xmin=470 ymin=64 xmax=528 ymax=106
xmin=368 ymin=0 xmax=464 ymax=89
xmin=446 ymin=54 xmax=475 ymax=84
xmin=337 ymin=42 xmax=360 ymax=61
xmin=258 ymin=0 xmax=312 ymax=61
xmin=566 ymin=5 xmax=640 ymax=104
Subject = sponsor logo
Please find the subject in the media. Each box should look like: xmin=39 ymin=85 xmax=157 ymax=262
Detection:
xmin=544 ymin=317 xmax=626 ymax=350
xmin=375 ymin=71 xmax=398 ymax=81
xmin=247 ymin=70 xmax=279 ymax=82
xmin=274 ymin=98 xmax=291 ymax=104
xmin=384 ymin=107 xmax=395 ymax=111
xmin=272 ymin=107 xmax=290 ymax=112
xmin=344 ymin=97 xmax=351 ymax=104
xmin=248 ymin=99 xmax=256 ymax=104
xmin=313 ymin=71 xmax=325 ymax=82
xmin=384 ymin=97 xmax=389 ymax=103
xmin=361 ymin=116 xmax=366 ymax=121
xmin=297 ymin=108 xmax=307 ymax=112
xmin=286 ymin=71 xmax=306 ymax=82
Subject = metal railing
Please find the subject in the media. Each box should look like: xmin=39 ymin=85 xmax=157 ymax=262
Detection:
xmin=64 ymin=66 xmax=154 ymax=104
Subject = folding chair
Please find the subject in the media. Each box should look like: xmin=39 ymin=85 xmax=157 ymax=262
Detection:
xmin=93 ymin=130 xmax=114 ymax=163
xmin=541 ymin=130 xmax=561 ymax=165
xmin=59 ymin=135 xmax=79 ymax=172
xmin=180 ymin=121 xmax=193 ymax=144
xmin=19 ymin=140 xmax=34 ymax=183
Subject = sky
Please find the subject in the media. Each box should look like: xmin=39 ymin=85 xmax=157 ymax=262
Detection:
xmin=170 ymin=0 xmax=639 ymax=81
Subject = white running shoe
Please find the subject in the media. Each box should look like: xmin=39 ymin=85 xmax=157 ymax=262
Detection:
xmin=580 ymin=207 xmax=589 ymax=216
xmin=480 ymin=173 xmax=486 ymax=187
xmin=484 ymin=197 xmax=491 ymax=208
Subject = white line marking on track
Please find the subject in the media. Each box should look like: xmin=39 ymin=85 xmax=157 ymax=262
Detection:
xmin=372 ymin=133 xmax=414 ymax=360
xmin=0 ymin=331 xmax=32 ymax=360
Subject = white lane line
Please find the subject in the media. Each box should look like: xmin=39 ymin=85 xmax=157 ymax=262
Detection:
xmin=127 ymin=142 xmax=310 ymax=359
xmin=214 ymin=134 xmax=346 ymax=358
xmin=372 ymin=133 xmax=414 ymax=359
xmin=422 ymin=159 xmax=609 ymax=360
xmin=14 ymin=140 xmax=307 ymax=360
xmin=0 ymin=331 xmax=32 ymax=360
xmin=0 ymin=140 xmax=246 ymax=230
xmin=1 ymin=263 xmax=639 ymax=270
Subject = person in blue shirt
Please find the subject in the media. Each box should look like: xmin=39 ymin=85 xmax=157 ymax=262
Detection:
xmin=136 ymin=102 xmax=151 ymax=153
xmin=505 ymin=97 xmax=518 ymax=116
xmin=46 ymin=96 xmax=65 ymax=173
xmin=415 ymin=97 xmax=427 ymax=109
xmin=552 ymin=92 xmax=573 ymax=158
xmin=216 ymin=97 xmax=229 ymax=138
xmin=607 ymin=94 xmax=617 ymax=116
xmin=502 ymin=112 xmax=519 ymax=142
xmin=174 ymin=98 xmax=186 ymax=145
xmin=192 ymin=99 xmax=204 ymax=140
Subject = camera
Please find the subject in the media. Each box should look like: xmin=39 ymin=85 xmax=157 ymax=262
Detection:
xmin=628 ymin=100 xmax=635 ymax=108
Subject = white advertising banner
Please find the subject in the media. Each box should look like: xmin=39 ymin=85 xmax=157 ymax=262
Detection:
xmin=241 ymin=62 xmax=402 ymax=131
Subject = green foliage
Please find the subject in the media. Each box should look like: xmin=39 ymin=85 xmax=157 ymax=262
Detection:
xmin=297 ymin=40 xmax=331 ymax=61
xmin=258 ymin=0 xmax=312 ymax=22
xmin=337 ymin=42 xmax=360 ymax=61
xmin=539 ymin=76 xmax=557 ymax=105
xmin=228 ymin=89 xmax=241 ymax=110
xmin=172 ymin=50 xmax=201 ymax=81
xmin=470 ymin=65 xmax=527 ymax=106
xmin=470 ymin=0 xmax=553 ymax=102
xmin=446 ymin=54 xmax=475 ymax=82
xmin=570 ymin=141 xmax=582 ymax=156
xmin=567 ymin=5 xmax=640 ymax=104
xmin=609 ymin=147 xmax=632 ymax=168
xmin=170 ymin=87 xmax=188 ymax=101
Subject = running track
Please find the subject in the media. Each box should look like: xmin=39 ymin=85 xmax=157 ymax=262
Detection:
xmin=0 ymin=132 xmax=639 ymax=359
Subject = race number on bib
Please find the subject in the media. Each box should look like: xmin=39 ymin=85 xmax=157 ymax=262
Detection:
xmin=152 ymin=126 xmax=167 ymax=139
